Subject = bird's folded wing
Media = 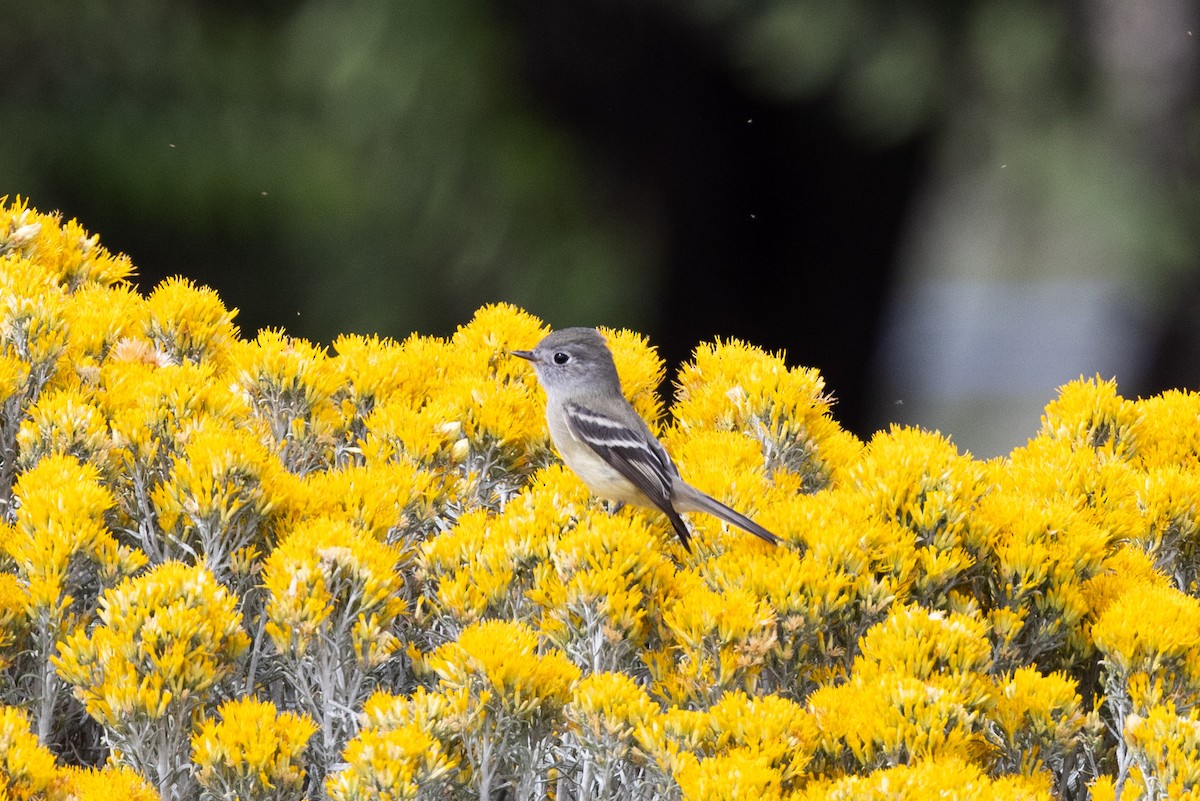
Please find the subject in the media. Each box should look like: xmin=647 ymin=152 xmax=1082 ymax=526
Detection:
xmin=562 ymin=401 xmax=675 ymax=507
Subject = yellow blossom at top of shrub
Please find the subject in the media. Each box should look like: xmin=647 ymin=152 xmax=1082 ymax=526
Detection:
xmin=143 ymin=276 xmax=238 ymax=367
xmin=356 ymin=310 xmax=551 ymax=486
xmin=674 ymin=748 xmax=785 ymax=801
xmin=54 ymin=561 xmax=249 ymax=727
xmin=0 ymin=197 xmax=134 ymax=290
xmin=53 ymin=765 xmax=160 ymax=801
xmin=102 ymin=359 xmax=246 ymax=469
xmin=856 ymin=604 xmax=992 ymax=681
xmin=231 ymin=328 xmax=344 ymax=473
xmin=424 ymin=619 xmax=580 ymax=724
xmin=452 ymin=303 xmax=548 ymax=385
xmin=294 ymin=461 xmax=442 ymax=543
xmin=263 ymin=517 xmax=408 ymax=667
xmin=851 ymin=426 xmax=984 ymax=551
xmin=0 ymin=706 xmax=59 ymax=801
xmin=330 ymin=332 xmax=422 ymax=413
xmin=191 ymin=697 xmax=317 ymax=801
xmin=998 ymin=434 xmax=1143 ymax=546
xmin=1123 ymin=703 xmax=1200 ymax=800
xmin=672 ymin=338 xmax=855 ymax=490
xmin=0 ymin=259 xmax=70 ymax=381
xmin=328 ymin=717 xmax=460 ymax=801
xmin=1092 ymin=583 xmax=1200 ymax=701
xmin=60 ymin=283 xmax=145 ymax=370
xmin=656 ymin=577 xmax=778 ymax=705
xmin=233 ymin=329 xmax=340 ymax=412
xmin=424 ymin=466 xmax=589 ymax=627
xmin=567 ymin=672 xmax=660 ymax=752
xmin=1081 ymin=545 xmax=1171 ymax=622
xmin=1132 ymin=389 xmax=1200 ymax=471
xmin=1133 ymin=465 xmax=1200 ymax=592
xmin=990 ymin=666 xmax=1086 ymax=775
xmin=795 ymin=756 xmax=1054 ymax=801
xmin=8 ymin=454 xmax=145 ymax=622
xmin=1040 ymin=375 xmax=1139 ymax=457
xmin=16 ymin=386 xmax=111 ymax=472
xmin=806 ymin=606 xmax=995 ymax=770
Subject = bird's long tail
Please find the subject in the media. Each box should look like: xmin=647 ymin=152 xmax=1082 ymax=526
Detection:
xmin=678 ymin=487 xmax=782 ymax=546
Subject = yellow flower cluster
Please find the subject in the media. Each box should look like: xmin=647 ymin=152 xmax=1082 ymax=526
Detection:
xmin=192 ymin=698 xmax=317 ymax=801
xmin=54 ymin=561 xmax=248 ymax=795
xmin=0 ymin=705 xmax=157 ymax=801
xmin=6 ymin=197 xmax=1200 ymax=800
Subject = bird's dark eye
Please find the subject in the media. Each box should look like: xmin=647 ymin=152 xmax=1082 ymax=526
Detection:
xmin=553 ymin=351 xmax=570 ymax=365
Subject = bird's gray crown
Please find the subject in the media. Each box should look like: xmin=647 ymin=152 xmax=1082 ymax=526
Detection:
xmin=525 ymin=327 xmax=622 ymax=395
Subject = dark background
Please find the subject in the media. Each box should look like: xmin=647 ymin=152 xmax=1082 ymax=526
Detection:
xmin=3 ymin=1 xmax=1197 ymax=454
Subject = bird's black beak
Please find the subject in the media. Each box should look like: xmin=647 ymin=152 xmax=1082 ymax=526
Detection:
xmin=510 ymin=349 xmax=535 ymax=362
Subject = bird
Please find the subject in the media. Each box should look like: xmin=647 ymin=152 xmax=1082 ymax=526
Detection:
xmin=511 ymin=327 xmax=781 ymax=551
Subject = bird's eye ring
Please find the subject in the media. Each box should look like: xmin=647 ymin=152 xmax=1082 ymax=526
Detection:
xmin=553 ymin=351 xmax=570 ymax=365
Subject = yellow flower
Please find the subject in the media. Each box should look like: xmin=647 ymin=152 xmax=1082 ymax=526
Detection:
xmin=424 ymin=619 xmax=580 ymax=724
xmin=598 ymin=327 xmax=665 ymax=426
xmin=795 ymin=756 xmax=1054 ymax=800
xmin=531 ymin=509 xmax=678 ymax=672
xmin=856 ymin=604 xmax=991 ymax=681
xmin=674 ymin=748 xmax=784 ymax=801
xmin=1040 ymin=375 xmax=1139 ymax=457
xmin=1093 ymin=583 xmax=1200 ymax=710
xmin=807 ymin=606 xmax=995 ymax=770
xmin=192 ymin=697 xmax=317 ymax=801
xmin=231 ymin=328 xmax=344 ymax=474
xmin=1081 ymin=545 xmax=1171 ymax=622
xmin=1132 ymin=389 xmax=1200 ymax=471
xmin=421 ymin=620 xmax=578 ymax=798
xmin=704 ymin=691 xmax=817 ymax=782
xmin=1124 ymin=703 xmax=1200 ymax=799
xmin=61 ymin=283 xmax=145 ymax=368
xmin=263 ymin=517 xmax=407 ymax=666
xmin=660 ymin=429 xmax=784 ymax=550
xmin=975 ymin=487 xmax=1112 ymax=670
xmin=150 ymin=418 xmax=289 ymax=578
xmin=0 ymin=574 xmax=27 ymax=673
xmin=567 ymin=671 xmax=660 ymax=766
xmin=54 ymin=561 xmax=249 ymax=728
xmin=451 ymin=303 xmax=548 ymax=386
xmin=7 ymin=454 xmax=145 ymax=628
xmin=657 ymin=579 xmax=777 ymax=705
xmin=16 ymin=386 xmax=111 ymax=472
xmin=327 ymin=720 xmax=459 ymax=801
xmin=294 ymin=460 xmax=443 ymax=543
xmin=991 ymin=667 xmax=1086 ymax=774
xmin=1134 ymin=466 xmax=1200 ymax=593
xmin=0 ymin=706 xmax=60 ymax=800
xmin=423 ymin=466 xmax=584 ymax=627
xmin=0 ymin=258 xmax=69 ymax=381
xmin=143 ymin=276 xmax=238 ymax=366
xmin=53 ymin=765 xmax=159 ymax=801
xmin=672 ymin=338 xmax=855 ymax=489
xmin=0 ymin=197 xmax=134 ymax=290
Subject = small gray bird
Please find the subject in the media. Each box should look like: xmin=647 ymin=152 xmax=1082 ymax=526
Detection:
xmin=512 ymin=327 xmax=781 ymax=551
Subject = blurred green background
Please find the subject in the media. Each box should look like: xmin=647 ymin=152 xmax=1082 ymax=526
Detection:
xmin=3 ymin=0 xmax=1197 ymax=454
